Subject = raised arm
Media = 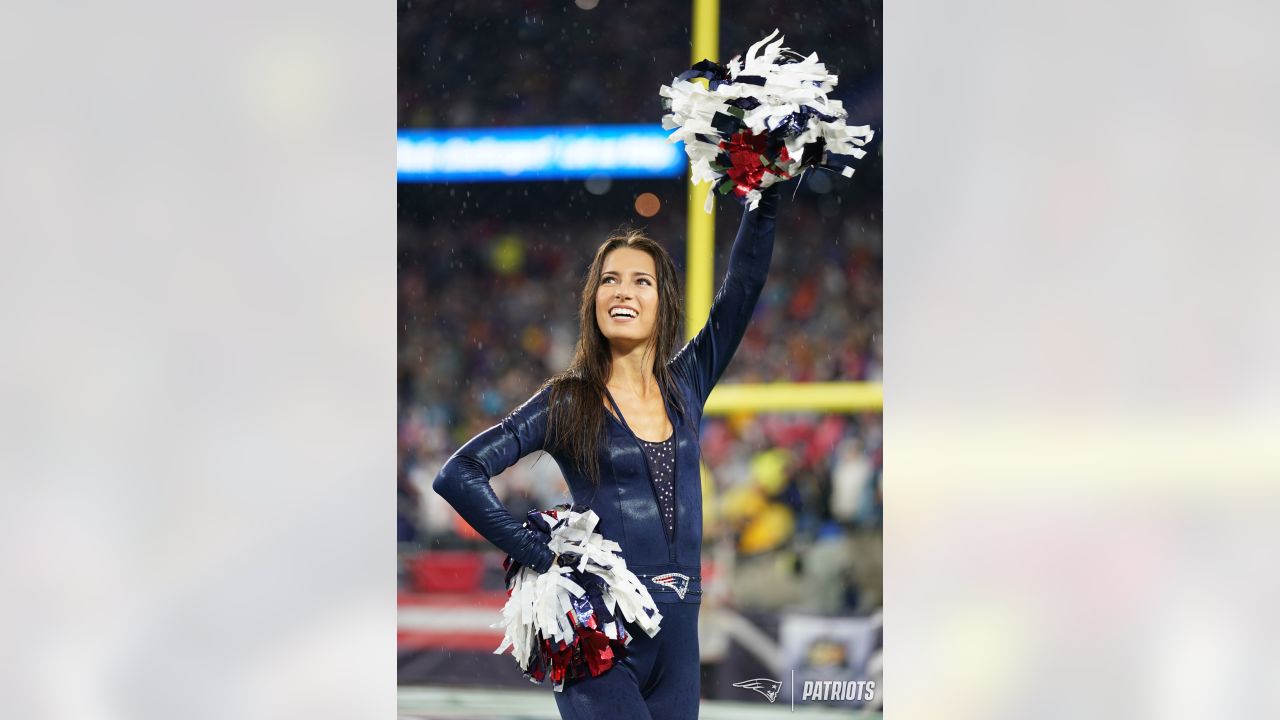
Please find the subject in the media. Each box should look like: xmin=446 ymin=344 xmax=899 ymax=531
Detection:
xmin=672 ymin=185 xmax=779 ymax=407
xmin=431 ymin=385 xmax=557 ymax=572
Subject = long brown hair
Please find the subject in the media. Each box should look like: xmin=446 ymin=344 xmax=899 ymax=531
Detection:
xmin=543 ymin=229 xmax=687 ymax=485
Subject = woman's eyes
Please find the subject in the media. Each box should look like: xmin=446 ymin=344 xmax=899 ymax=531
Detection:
xmin=601 ymin=276 xmax=652 ymax=286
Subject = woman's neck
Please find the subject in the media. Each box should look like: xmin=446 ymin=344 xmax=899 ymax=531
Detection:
xmin=607 ymin=342 xmax=658 ymax=398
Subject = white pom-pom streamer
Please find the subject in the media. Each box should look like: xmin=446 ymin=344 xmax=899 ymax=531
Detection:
xmin=492 ymin=508 xmax=662 ymax=690
xmin=660 ymin=29 xmax=876 ymax=212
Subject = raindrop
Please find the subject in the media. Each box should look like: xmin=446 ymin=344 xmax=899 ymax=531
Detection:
xmin=584 ymin=175 xmax=612 ymax=195
xmin=806 ymin=171 xmax=833 ymax=194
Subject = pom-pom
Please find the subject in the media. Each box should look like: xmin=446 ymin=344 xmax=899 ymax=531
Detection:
xmin=493 ymin=505 xmax=663 ymax=692
xmin=660 ymin=29 xmax=876 ymax=212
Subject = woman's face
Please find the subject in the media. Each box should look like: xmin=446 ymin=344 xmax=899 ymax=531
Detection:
xmin=595 ymin=246 xmax=660 ymax=348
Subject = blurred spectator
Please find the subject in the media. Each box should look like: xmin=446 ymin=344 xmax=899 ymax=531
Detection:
xmin=399 ymin=1 xmax=881 ymax=133
xmin=398 ymin=0 xmax=882 ymax=615
xmin=398 ymin=192 xmax=881 ymax=614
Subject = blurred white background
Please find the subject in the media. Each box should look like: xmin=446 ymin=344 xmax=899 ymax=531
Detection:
xmin=0 ymin=1 xmax=394 ymax=718
xmin=888 ymin=0 xmax=1280 ymax=718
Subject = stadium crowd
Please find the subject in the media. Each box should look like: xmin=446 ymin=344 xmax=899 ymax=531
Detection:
xmin=399 ymin=0 xmax=882 ymax=130
xmin=398 ymin=0 xmax=882 ymax=616
xmin=398 ymin=187 xmax=881 ymax=614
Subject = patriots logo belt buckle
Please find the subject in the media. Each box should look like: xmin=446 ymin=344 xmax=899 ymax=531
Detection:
xmin=650 ymin=572 xmax=691 ymax=600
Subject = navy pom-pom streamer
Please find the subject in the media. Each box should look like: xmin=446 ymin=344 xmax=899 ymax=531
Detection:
xmin=493 ymin=506 xmax=663 ymax=692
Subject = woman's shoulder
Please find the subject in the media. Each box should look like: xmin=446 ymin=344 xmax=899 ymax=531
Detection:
xmin=660 ymin=356 xmax=702 ymax=420
xmin=538 ymin=373 xmax=601 ymax=415
xmin=497 ymin=384 xmax=552 ymax=431
xmin=666 ymin=348 xmax=699 ymax=390
xmin=543 ymin=373 xmax=582 ymax=398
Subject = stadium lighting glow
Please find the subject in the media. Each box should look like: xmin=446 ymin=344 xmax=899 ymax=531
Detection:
xmin=397 ymin=125 xmax=686 ymax=182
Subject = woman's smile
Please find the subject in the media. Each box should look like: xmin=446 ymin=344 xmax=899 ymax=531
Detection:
xmin=607 ymin=304 xmax=639 ymax=322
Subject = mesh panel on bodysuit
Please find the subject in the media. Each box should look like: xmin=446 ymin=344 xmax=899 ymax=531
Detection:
xmin=637 ymin=435 xmax=676 ymax=537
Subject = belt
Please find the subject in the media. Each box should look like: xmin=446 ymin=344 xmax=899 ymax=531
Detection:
xmin=635 ymin=571 xmax=702 ymax=600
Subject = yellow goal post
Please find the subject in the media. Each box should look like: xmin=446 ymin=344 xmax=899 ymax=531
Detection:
xmin=686 ymin=0 xmax=882 ymax=416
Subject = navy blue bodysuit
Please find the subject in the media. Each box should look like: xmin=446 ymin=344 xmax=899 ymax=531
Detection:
xmin=433 ymin=188 xmax=778 ymax=719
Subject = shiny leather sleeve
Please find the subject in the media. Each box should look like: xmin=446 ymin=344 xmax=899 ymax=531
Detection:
xmin=431 ymin=386 xmax=557 ymax=573
xmin=672 ymin=185 xmax=779 ymax=407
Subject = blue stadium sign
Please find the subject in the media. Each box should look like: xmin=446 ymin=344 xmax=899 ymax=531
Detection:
xmin=397 ymin=125 xmax=686 ymax=182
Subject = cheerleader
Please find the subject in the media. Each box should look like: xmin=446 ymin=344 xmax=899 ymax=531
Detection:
xmin=433 ymin=184 xmax=780 ymax=719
